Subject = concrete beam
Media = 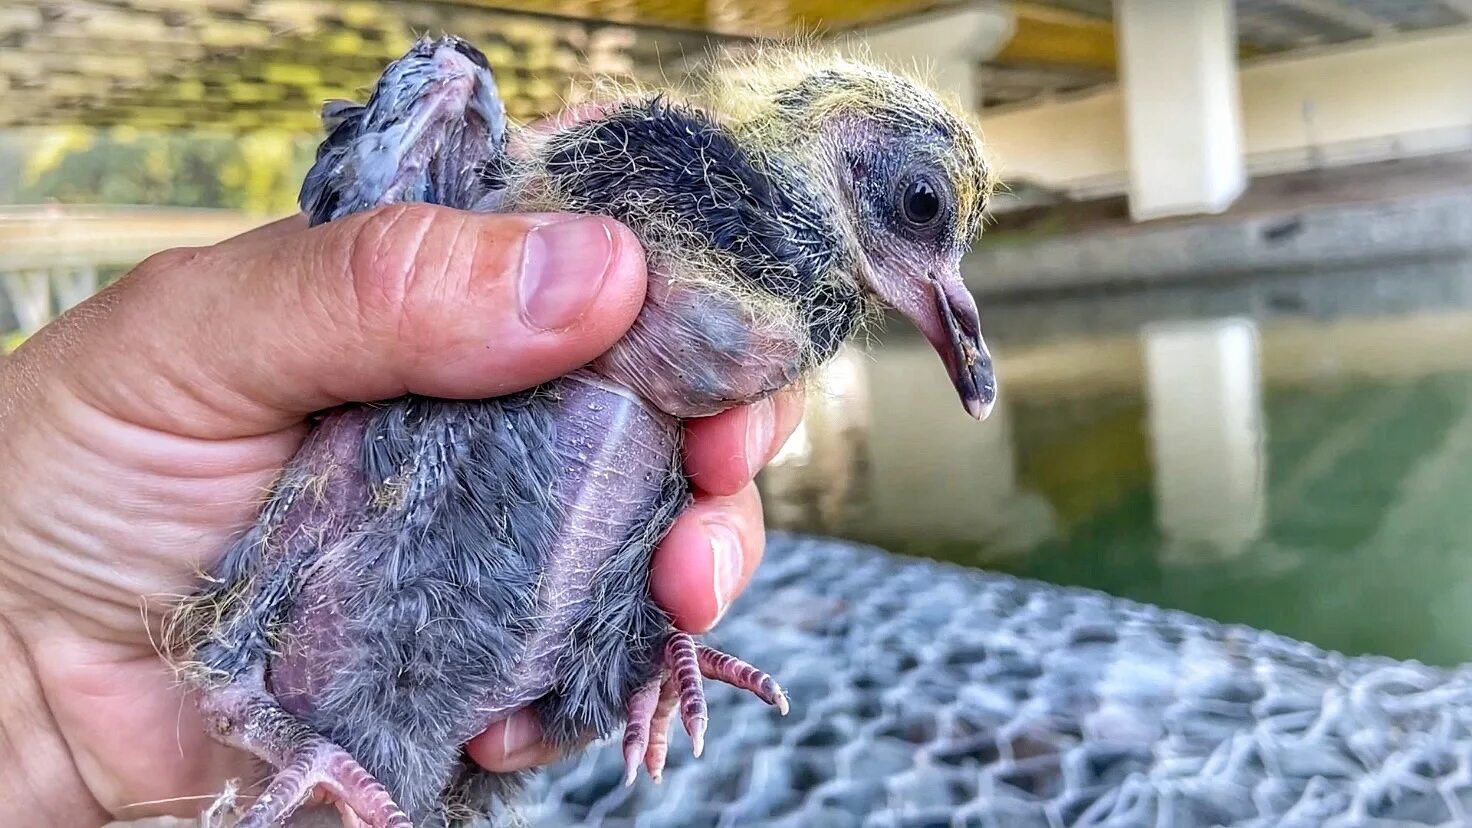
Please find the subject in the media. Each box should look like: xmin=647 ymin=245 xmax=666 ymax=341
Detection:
xmin=1115 ymin=0 xmax=1247 ymax=221
xmin=838 ymin=2 xmax=1016 ymax=110
xmin=1281 ymin=0 xmax=1394 ymax=37
xmin=1437 ymin=0 xmax=1472 ymax=18
xmin=0 ymin=204 xmax=265 ymax=271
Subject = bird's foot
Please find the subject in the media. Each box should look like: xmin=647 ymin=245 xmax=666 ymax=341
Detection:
xmin=621 ymin=632 xmax=789 ymax=785
xmin=196 ymin=673 xmax=411 ymax=828
xmin=231 ymin=740 xmax=410 ymax=828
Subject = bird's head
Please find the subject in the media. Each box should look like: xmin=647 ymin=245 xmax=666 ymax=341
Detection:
xmin=702 ymin=48 xmax=997 ymax=419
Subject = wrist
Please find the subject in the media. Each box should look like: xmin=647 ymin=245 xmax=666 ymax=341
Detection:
xmin=0 ymin=612 xmax=108 ymax=827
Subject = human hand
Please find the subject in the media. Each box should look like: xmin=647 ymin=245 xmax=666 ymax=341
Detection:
xmin=0 ymin=204 xmax=803 ymax=824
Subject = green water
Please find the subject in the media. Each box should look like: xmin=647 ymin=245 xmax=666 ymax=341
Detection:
xmin=759 ymin=305 xmax=1472 ymax=667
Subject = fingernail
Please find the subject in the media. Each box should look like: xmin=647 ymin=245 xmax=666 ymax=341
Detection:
xmin=519 ymin=216 xmax=615 ymax=331
xmin=500 ymin=711 xmax=543 ymax=759
xmin=707 ymin=520 xmax=743 ymax=624
xmin=744 ymin=398 xmax=775 ymax=479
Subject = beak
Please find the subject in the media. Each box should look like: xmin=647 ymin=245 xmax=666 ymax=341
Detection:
xmin=876 ymin=265 xmax=996 ymax=420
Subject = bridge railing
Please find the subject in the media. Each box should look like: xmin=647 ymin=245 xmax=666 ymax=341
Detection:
xmin=1 ymin=204 xmax=265 ymax=349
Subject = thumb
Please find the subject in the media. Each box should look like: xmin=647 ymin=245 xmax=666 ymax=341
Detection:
xmin=32 ymin=203 xmax=647 ymax=439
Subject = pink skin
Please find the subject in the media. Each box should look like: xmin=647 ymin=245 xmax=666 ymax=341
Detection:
xmin=0 ymin=205 xmax=803 ymax=825
xmin=466 ymin=412 xmax=792 ymax=772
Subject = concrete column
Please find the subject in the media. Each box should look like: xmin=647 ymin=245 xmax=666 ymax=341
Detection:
xmin=1142 ymin=319 xmax=1265 ymax=556
xmin=1115 ymin=0 xmax=1246 ymax=221
xmin=839 ymin=2 xmax=1016 ymax=110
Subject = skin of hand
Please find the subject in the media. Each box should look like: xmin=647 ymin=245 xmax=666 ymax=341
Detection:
xmin=0 ymin=203 xmax=805 ymax=825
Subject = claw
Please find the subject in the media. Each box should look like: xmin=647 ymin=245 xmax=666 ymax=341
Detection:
xmin=621 ymin=678 xmax=663 ymax=787
xmin=227 ymin=737 xmax=410 ymax=828
xmin=697 ymin=644 xmax=790 ymax=715
xmin=618 ymin=634 xmax=788 ymax=784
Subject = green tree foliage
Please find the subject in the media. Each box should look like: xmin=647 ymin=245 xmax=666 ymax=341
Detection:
xmin=16 ymin=126 xmax=319 ymax=215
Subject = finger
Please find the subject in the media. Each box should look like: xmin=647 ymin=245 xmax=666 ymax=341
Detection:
xmin=650 ymin=484 xmax=765 ymax=634
xmin=465 ymin=711 xmax=563 ymax=773
xmin=40 ymin=204 xmax=648 ymax=439
xmin=682 ymin=387 xmax=806 ymax=497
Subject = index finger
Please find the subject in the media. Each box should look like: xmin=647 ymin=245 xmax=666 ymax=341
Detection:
xmin=682 ymin=387 xmax=806 ymax=497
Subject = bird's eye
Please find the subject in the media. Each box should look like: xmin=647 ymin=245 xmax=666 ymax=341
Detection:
xmin=901 ymin=177 xmax=942 ymax=226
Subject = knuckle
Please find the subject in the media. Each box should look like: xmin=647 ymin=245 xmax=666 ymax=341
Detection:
xmin=344 ymin=203 xmax=457 ymax=326
xmin=107 ymin=246 xmax=208 ymax=315
xmin=129 ymin=245 xmax=205 ymax=284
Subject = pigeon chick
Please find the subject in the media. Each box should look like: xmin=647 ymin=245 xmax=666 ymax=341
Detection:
xmin=169 ymin=35 xmax=997 ymax=828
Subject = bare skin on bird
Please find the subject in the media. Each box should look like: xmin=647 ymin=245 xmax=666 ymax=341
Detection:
xmin=168 ymin=36 xmax=998 ymax=828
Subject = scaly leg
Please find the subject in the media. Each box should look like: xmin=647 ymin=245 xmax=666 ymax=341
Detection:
xmin=621 ymin=632 xmax=789 ymax=784
xmin=643 ymin=681 xmax=679 ymax=782
xmin=197 ymin=670 xmax=410 ymax=828
xmin=666 ymin=632 xmax=709 ymax=757
xmin=696 ymin=644 xmax=790 ymax=715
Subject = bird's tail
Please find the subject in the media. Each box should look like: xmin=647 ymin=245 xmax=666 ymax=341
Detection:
xmin=299 ymin=35 xmax=509 ymax=225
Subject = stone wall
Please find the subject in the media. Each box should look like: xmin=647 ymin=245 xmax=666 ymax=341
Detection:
xmin=969 ymin=187 xmax=1472 ymax=299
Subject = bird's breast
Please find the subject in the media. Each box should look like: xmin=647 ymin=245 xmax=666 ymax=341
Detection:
xmin=514 ymin=375 xmax=681 ymax=672
xmin=456 ymin=374 xmax=688 ymax=720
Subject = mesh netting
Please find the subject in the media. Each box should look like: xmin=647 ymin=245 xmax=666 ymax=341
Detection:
xmin=522 ymin=533 xmax=1472 ymax=827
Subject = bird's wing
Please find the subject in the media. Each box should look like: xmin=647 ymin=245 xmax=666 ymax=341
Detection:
xmin=319 ymin=98 xmax=363 ymax=133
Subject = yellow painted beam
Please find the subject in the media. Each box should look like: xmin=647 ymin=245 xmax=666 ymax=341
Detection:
xmin=997 ymin=2 xmax=1117 ymax=72
xmin=926 ymin=0 xmax=1260 ymax=68
xmin=995 ymin=2 xmax=1258 ymax=75
xmin=448 ymin=0 xmax=958 ymax=37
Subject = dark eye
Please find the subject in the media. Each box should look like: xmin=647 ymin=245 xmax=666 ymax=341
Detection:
xmin=901 ymin=177 xmax=942 ymax=226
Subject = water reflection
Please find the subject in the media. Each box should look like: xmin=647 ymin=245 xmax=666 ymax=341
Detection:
xmin=759 ymin=287 xmax=1472 ymax=666
xmin=859 ymin=349 xmax=1060 ymax=557
xmin=1141 ymin=318 xmax=1265 ymax=557
xmin=761 ymin=345 xmax=872 ymax=532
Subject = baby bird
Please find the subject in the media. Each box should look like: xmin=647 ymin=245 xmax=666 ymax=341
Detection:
xmin=171 ymin=35 xmax=997 ymax=828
